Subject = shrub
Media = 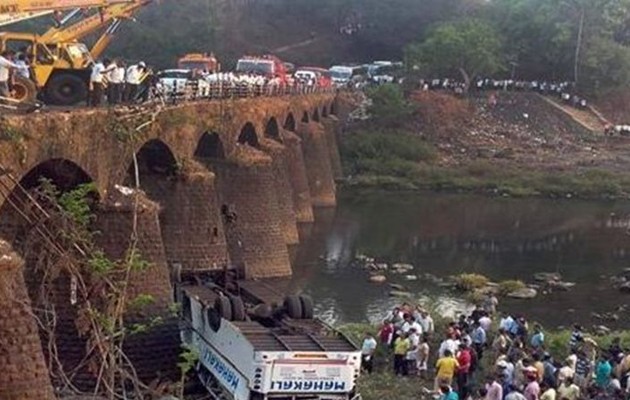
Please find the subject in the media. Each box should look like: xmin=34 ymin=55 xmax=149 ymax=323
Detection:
xmin=497 ymin=280 xmax=526 ymax=296
xmin=455 ymin=273 xmax=489 ymax=291
xmin=366 ymin=84 xmax=413 ymax=128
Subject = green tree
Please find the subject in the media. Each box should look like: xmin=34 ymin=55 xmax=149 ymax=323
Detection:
xmin=366 ymin=84 xmax=413 ymax=127
xmin=405 ymin=19 xmax=504 ymax=91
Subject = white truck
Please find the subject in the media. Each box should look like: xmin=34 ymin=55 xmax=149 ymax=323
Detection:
xmin=178 ymin=282 xmax=363 ymax=400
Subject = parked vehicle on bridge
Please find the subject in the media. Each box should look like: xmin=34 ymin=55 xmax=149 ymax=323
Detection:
xmin=175 ymin=271 xmax=362 ymax=400
xmin=236 ymin=55 xmax=290 ymax=83
xmin=178 ymin=52 xmax=220 ymax=75
xmin=294 ymin=67 xmax=332 ymax=88
xmin=157 ymin=69 xmax=210 ymax=98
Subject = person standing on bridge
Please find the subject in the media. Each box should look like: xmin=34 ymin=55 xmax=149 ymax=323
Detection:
xmin=124 ymin=61 xmax=145 ymax=104
xmin=89 ymin=59 xmax=107 ymax=107
xmin=0 ymin=50 xmax=20 ymax=100
xmin=107 ymin=58 xmax=125 ymax=105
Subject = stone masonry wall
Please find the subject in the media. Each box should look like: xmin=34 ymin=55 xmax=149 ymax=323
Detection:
xmin=260 ymin=139 xmax=299 ymax=245
xmin=94 ymin=190 xmax=179 ymax=382
xmin=211 ymin=147 xmax=292 ymax=278
xmin=0 ymin=240 xmax=55 ymax=400
xmin=279 ymin=129 xmax=314 ymax=223
xmin=297 ymin=122 xmax=337 ymax=207
xmin=135 ymin=162 xmax=230 ymax=272
xmin=321 ymin=117 xmax=344 ymax=179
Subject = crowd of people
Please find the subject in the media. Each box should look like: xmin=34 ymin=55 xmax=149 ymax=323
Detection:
xmin=361 ymin=295 xmax=630 ymax=400
xmin=89 ymin=58 xmax=152 ymax=106
xmin=417 ymin=78 xmax=589 ymax=110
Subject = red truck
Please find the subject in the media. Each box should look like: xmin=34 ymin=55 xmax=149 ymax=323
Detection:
xmin=235 ymin=55 xmax=289 ymax=83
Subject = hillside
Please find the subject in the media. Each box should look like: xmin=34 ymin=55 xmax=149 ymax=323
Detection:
xmin=104 ymin=0 xmax=461 ymax=68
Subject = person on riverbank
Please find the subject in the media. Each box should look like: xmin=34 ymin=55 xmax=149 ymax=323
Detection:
xmin=506 ymin=384 xmax=527 ymax=400
xmin=483 ymin=293 xmax=499 ymax=315
xmin=406 ymin=327 xmax=420 ymax=375
xmin=539 ymin=382 xmax=557 ymax=400
xmin=557 ymin=377 xmax=580 ymax=400
xmin=435 ymin=349 xmax=459 ymax=392
xmin=595 ymin=355 xmax=612 ymax=389
xmin=472 ymin=321 xmax=487 ymax=361
xmin=485 ymin=374 xmax=504 ymax=400
xmin=439 ymin=384 xmax=459 ymax=400
xmin=393 ymin=331 xmax=410 ymax=376
xmin=569 ymin=325 xmax=583 ymax=351
xmin=574 ymin=351 xmax=591 ymax=389
xmin=531 ymin=325 xmax=545 ymax=350
xmin=418 ymin=333 xmax=431 ymax=379
xmin=524 ymin=374 xmax=541 ymax=400
xmin=456 ymin=343 xmax=472 ymax=399
xmin=361 ymin=332 xmax=377 ymax=374
xmin=417 ymin=308 xmax=435 ymax=336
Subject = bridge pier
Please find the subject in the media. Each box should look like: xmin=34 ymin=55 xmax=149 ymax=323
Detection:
xmin=210 ymin=148 xmax=292 ymax=278
xmin=95 ymin=190 xmax=179 ymax=382
xmin=0 ymin=241 xmax=55 ymax=400
xmin=280 ymin=128 xmax=314 ymax=223
xmin=133 ymin=161 xmax=230 ymax=272
xmin=259 ymin=139 xmax=299 ymax=245
xmin=297 ymin=122 xmax=336 ymax=207
xmin=321 ymin=116 xmax=344 ymax=180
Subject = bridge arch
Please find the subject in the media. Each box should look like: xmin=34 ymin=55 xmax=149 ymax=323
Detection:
xmin=195 ymin=131 xmax=226 ymax=159
xmin=264 ymin=117 xmax=282 ymax=143
xmin=284 ymin=113 xmax=296 ymax=132
xmin=238 ymin=122 xmax=260 ymax=149
xmin=129 ymin=139 xmax=178 ymax=179
xmin=301 ymin=111 xmax=310 ymax=124
xmin=0 ymin=157 xmax=97 ymax=387
xmin=312 ymin=108 xmax=320 ymax=122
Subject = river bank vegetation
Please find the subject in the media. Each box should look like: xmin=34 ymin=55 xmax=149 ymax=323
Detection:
xmin=340 ymin=85 xmax=630 ymax=200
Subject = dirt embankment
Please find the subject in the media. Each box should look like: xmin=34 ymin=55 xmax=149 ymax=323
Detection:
xmin=412 ymin=91 xmax=630 ymax=174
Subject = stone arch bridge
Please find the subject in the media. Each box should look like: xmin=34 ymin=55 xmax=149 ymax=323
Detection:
xmin=0 ymin=92 xmax=350 ymax=399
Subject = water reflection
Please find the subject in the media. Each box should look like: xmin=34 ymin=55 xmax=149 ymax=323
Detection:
xmin=290 ymin=191 xmax=630 ymax=329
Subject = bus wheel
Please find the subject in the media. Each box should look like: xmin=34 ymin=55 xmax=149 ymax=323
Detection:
xmin=299 ymin=295 xmax=314 ymax=319
xmin=284 ymin=295 xmax=302 ymax=319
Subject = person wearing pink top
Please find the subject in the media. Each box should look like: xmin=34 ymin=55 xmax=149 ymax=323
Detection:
xmin=485 ymin=374 xmax=503 ymax=400
xmin=524 ymin=375 xmax=541 ymax=400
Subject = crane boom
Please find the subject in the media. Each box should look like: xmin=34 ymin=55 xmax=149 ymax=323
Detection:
xmin=40 ymin=0 xmax=152 ymax=44
xmin=0 ymin=0 xmax=134 ymax=28
xmin=0 ymin=0 xmax=132 ymax=14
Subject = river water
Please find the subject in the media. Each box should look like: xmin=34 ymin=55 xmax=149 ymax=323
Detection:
xmin=288 ymin=190 xmax=630 ymax=330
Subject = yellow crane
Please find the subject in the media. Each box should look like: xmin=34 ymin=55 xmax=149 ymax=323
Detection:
xmin=0 ymin=0 xmax=152 ymax=105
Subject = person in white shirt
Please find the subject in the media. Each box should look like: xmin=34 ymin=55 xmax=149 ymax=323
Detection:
xmin=107 ymin=59 xmax=125 ymax=105
xmin=14 ymin=54 xmax=30 ymax=79
xmin=0 ymin=50 xmax=20 ymax=99
xmin=89 ymin=59 xmax=107 ymax=106
xmin=360 ymin=332 xmax=377 ymax=374
xmin=124 ymin=61 xmax=145 ymax=104
xmin=406 ymin=327 xmax=420 ymax=375
xmin=417 ymin=309 xmax=435 ymax=335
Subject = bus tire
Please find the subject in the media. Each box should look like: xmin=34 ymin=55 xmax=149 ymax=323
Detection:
xmin=215 ymin=296 xmax=233 ymax=321
xmin=230 ymin=296 xmax=246 ymax=321
xmin=284 ymin=295 xmax=302 ymax=319
xmin=299 ymin=295 xmax=314 ymax=319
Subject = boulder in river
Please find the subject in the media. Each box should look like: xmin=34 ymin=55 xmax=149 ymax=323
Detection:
xmin=405 ymin=275 xmax=418 ymax=281
xmin=507 ymin=287 xmax=538 ymax=299
xmin=547 ymin=281 xmax=576 ymax=291
xmin=389 ymin=283 xmax=406 ymax=291
xmin=620 ymin=282 xmax=630 ymax=293
xmin=594 ymin=325 xmax=611 ymax=335
xmin=376 ymin=263 xmax=389 ymax=271
xmin=369 ymin=275 xmax=387 ymax=284
xmin=533 ymin=272 xmax=561 ymax=283
xmin=391 ymin=263 xmax=414 ymax=274
xmin=389 ymin=290 xmax=413 ymax=298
